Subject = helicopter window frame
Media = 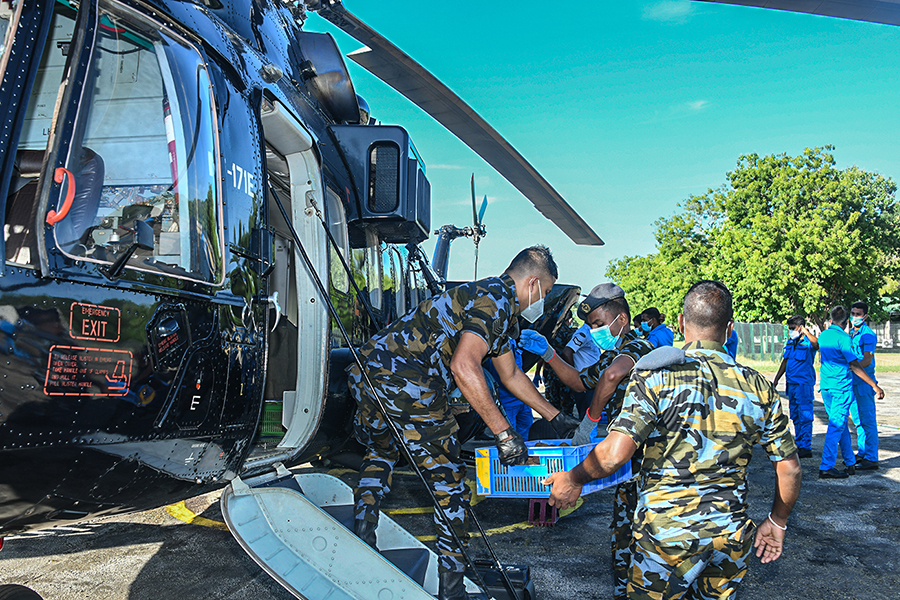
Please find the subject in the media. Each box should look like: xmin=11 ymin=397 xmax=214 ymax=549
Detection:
xmin=324 ymin=186 xmax=350 ymax=294
xmin=42 ymin=0 xmax=225 ymax=285
xmin=0 ymin=0 xmax=25 ymax=74
xmin=381 ymin=240 xmax=396 ymax=321
xmin=1 ymin=0 xmax=77 ymax=269
xmin=364 ymin=228 xmax=382 ymax=312
xmin=390 ymin=245 xmax=406 ymax=317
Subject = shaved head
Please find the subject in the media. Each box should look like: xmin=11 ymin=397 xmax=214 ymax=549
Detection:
xmin=683 ymin=280 xmax=733 ymax=332
xmin=504 ymin=245 xmax=558 ymax=280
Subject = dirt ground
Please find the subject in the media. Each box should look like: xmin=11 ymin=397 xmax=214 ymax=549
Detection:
xmin=2 ymin=372 xmax=899 ymax=600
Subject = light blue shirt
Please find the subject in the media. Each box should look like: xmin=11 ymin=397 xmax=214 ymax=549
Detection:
xmin=818 ymin=325 xmax=861 ymax=392
xmin=849 ymin=323 xmax=877 ymax=385
xmin=565 ymin=323 xmax=601 ymax=371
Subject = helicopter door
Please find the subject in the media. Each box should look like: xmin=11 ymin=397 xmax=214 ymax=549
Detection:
xmin=24 ymin=0 xmax=224 ymax=285
xmin=260 ymin=100 xmax=328 ymax=451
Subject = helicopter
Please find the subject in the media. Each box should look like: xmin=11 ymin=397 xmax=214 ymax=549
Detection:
xmin=0 ymin=0 xmax=601 ymax=597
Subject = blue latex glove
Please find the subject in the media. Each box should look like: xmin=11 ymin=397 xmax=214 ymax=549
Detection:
xmin=519 ymin=329 xmax=552 ymax=360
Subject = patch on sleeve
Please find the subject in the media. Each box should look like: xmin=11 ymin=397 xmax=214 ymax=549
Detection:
xmin=635 ymin=346 xmax=686 ymax=370
xmin=492 ymin=320 xmax=506 ymax=337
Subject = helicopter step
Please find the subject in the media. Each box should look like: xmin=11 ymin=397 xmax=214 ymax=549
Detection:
xmin=221 ymin=466 xmax=488 ymax=600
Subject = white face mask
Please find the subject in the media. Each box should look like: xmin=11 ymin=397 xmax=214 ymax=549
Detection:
xmin=789 ymin=330 xmax=800 ymax=340
xmin=520 ymin=279 xmax=544 ymax=324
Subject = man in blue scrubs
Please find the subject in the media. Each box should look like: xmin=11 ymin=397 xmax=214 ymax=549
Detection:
xmin=641 ymin=307 xmax=674 ymax=348
xmin=772 ymin=316 xmax=818 ymax=459
xmin=485 ymin=339 xmax=533 ymax=440
xmin=818 ymin=306 xmax=884 ymax=479
xmin=849 ymin=301 xmax=880 ymax=469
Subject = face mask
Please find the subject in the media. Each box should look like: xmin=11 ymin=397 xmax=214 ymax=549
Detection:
xmin=520 ymin=279 xmax=544 ymax=324
xmin=850 ymin=316 xmax=864 ymax=327
xmin=590 ymin=315 xmax=623 ymax=351
xmin=641 ymin=322 xmax=651 ymax=333
xmin=789 ymin=330 xmax=800 ymax=340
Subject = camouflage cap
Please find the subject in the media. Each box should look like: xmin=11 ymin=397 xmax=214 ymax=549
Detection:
xmin=577 ymin=283 xmax=625 ymax=320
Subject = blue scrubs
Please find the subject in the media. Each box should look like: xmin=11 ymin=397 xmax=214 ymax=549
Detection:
xmin=646 ymin=324 xmax=674 ymax=348
xmin=818 ymin=325 xmax=862 ymax=471
xmin=725 ymin=329 xmax=738 ymax=359
xmin=485 ymin=339 xmax=533 ymax=440
xmin=782 ymin=336 xmax=816 ymax=451
xmin=849 ymin=323 xmax=879 ymax=461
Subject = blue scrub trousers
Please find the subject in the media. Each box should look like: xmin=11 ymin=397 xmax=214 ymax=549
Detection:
xmin=501 ymin=400 xmax=533 ymax=441
xmin=820 ymin=388 xmax=857 ymax=472
xmin=850 ymin=382 xmax=879 ymax=461
xmin=786 ymin=383 xmax=814 ymax=451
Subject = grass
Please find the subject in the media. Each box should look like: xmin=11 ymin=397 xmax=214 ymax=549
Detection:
xmin=737 ymin=351 xmax=900 ymax=374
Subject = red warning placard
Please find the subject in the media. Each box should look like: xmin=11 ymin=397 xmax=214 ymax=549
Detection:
xmin=44 ymin=345 xmax=133 ymax=397
xmin=69 ymin=302 xmax=121 ymax=342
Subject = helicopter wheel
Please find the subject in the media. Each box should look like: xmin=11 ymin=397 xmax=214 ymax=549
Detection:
xmin=0 ymin=585 xmax=43 ymax=600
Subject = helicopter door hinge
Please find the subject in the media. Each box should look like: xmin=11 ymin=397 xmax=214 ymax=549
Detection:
xmin=266 ymin=291 xmax=281 ymax=331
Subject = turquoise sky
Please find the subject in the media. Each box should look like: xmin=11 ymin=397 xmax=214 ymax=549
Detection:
xmin=310 ymin=1 xmax=900 ymax=298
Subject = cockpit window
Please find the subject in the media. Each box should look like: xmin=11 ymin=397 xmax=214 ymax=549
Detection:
xmin=0 ymin=2 xmax=17 ymax=58
xmin=3 ymin=1 xmax=77 ymax=267
xmin=48 ymin=0 xmax=223 ymax=283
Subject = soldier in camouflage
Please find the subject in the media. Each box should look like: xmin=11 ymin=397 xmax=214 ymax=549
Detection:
xmin=520 ymin=283 xmax=653 ymax=598
xmin=545 ymin=280 xmax=802 ymax=599
xmin=348 ymin=246 xmax=579 ymax=600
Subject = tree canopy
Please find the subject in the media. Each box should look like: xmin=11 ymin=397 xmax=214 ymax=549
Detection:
xmin=607 ymin=146 xmax=900 ymax=325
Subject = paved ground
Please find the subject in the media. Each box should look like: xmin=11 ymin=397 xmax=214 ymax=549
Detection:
xmin=2 ymin=372 xmax=900 ymax=600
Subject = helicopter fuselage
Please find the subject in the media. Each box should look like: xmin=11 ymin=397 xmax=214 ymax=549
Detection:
xmin=0 ymin=0 xmax=431 ymax=536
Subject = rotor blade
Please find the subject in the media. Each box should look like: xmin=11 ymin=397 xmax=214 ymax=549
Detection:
xmin=470 ymin=173 xmax=478 ymax=230
xmin=474 ymin=240 xmax=479 ymax=280
xmin=696 ymin=0 xmax=900 ymax=27
xmin=478 ymin=195 xmax=488 ymax=225
xmin=315 ymin=1 xmax=603 ymax=246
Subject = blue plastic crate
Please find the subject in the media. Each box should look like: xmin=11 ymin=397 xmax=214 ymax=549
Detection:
xmin=475 ymin=438 xmax=632 ymax=498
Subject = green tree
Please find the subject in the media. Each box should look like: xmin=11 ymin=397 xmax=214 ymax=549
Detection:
xmin=608 ymin=146 xmax=900 ymax=325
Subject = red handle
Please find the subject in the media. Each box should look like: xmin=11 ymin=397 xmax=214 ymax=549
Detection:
xmin=46 ymin=167 xmax=75 ymax=225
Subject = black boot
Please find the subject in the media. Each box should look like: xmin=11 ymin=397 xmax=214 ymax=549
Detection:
xmin=354 ymin=518 xmax=377 ymax=549
xmin=438 ymin=571 xmax=469 ymax=600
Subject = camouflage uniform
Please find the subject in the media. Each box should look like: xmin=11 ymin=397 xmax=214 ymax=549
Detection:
xmin=349 ymin=274 xmax=518 ymax=573
xmin=611 ymin=341 xmax=797 ymax=599
xmin=579 ymin=328 xmax=654 ymax=421
xmin=578 ymin=328 xmax=654 ymax=599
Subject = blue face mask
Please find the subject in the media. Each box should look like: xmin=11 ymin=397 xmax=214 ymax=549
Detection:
xmin=850 ymin=316 xmax=864 ymax=328
xmin=641 ymin=322 xmax=651 ymax=333
xmin=590 ymin=315 xmax=623 ymax=351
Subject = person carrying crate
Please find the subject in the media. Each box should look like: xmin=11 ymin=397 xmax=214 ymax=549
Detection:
xmin=545 ymin=280 xmax=803 ymax=600
xmin=348 ymin=246 xmax=579 ymax=600
xmin=518 ymin=282 xmax=653 ymax=598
